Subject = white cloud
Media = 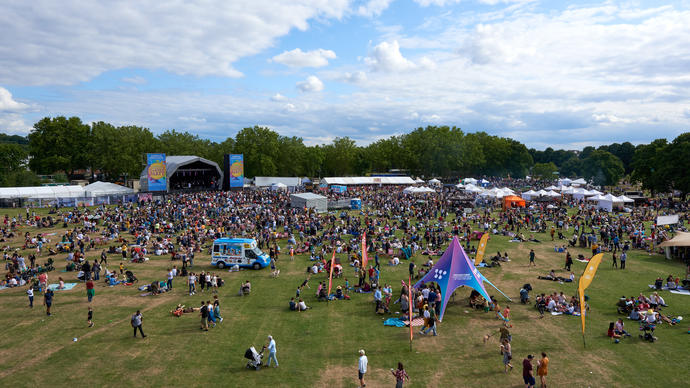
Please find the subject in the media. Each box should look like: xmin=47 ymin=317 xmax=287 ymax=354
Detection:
xmin=0 ymin=87 xmax=29 ymax=111
xmin=271 ymin=48 xmax=337 ymax=68
xmin=122 ymin=76 xmax=147 ymax=85
xmin=284 ymin=103 xmax=297 ymax=112
xmin=342 ymin=71 xmax=368 ymax=83
xmin=357 ymin=0 xmax=395 ymax=17
xmin=271 ymin=93 xmax=288 ymax=102
xmin=0 ymin=0 xmax=350 ymax=86
xmin=296 ymin=75 xmax=324 ymax=92
xmin=365 ymin=40 xmax=434 ymax=72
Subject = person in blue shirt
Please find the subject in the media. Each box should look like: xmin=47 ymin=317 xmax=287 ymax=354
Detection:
xmin=264 ymin=335 xmax=278 ymax=367
xmin=374 ymin=287 xmax=383 ymax=312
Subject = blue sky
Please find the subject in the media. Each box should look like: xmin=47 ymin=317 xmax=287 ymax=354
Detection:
xmin=1 ymin=0 xmax=689 ymax=149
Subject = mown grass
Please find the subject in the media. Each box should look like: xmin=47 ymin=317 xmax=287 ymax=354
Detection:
xmin=1 ymin=206 xmax=688 ymax=388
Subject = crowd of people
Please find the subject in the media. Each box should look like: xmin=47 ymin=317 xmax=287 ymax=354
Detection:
xmin=2 ymin=181 xmax=690 ymax=386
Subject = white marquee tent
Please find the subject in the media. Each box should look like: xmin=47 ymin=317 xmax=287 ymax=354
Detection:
xmin=84 ymin=181 xmax=134 ymax=197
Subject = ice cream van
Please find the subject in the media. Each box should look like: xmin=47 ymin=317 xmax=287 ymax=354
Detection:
xmin=211 ymin=238 xmax=270 ymax=269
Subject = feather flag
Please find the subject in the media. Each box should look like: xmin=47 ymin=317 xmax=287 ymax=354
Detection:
xmin=474 ymin=233 xmax=490 ymax=265
xmin=327 ymin=249 xmax=336 ymax=295
xmin=578 ymin=253 xmax=603 ymax=345
xmin=361 ymin=232 xmax=368 ymax=269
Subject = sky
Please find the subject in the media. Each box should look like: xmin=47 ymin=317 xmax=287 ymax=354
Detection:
xmin=1 ymin=0 xmax=689 ymax=149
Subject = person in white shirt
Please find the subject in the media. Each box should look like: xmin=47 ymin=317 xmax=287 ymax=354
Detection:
xmin=546 ymin=299 xmax=557 ymax=312
xmin=298 ymin=298 xmax=309 ymax=311
xmin=167 ymin=269 xmax=174 ymax=290
xmin=358 ymin=349 xmax=368 ymax=388
xmin=265 ymin=335 xmax=278 ymax=367
xmin=188 ymin=273 xmax=197 ymax=295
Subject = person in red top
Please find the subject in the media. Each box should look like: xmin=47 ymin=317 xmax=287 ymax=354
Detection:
xmin=38 ymin=272 xmax=48 ymax=292
xmin=391 ymin=362 xmax=410 ymax=388
xmin=86 ymin=279 xmax=95 ymax=302
xmin=522 ymin=354 xmax=535 ymax=388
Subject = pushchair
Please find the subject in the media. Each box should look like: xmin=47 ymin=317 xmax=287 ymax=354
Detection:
xmin=639 ymin=322 xmax=656 ymax=342
xmin=125 ymin=270 xmax=138 ymax=283
xmin=244 ymin=346 xmax=264 ymax=370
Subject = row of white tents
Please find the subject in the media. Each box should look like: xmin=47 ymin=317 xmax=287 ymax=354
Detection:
xmin=403 ymin=186 xmax=437 ymax=194
xmin=0 ymin=181 xmax=133 ymax=200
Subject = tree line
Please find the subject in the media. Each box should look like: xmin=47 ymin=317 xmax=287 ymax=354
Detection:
xmin=1 ymin=116 xmax=688 ymax=195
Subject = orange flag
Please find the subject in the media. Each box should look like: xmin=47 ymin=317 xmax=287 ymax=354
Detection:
xmin=578 ymin=253 xmax=603 ymax=342
xmin=361 ymin=232 xmax=368 ymax=269
xmin=327 ymin=249 xmax=336 ymax=295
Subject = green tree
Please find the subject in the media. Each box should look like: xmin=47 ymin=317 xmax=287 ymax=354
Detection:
xmin=657 ymin=133 xmax=690 ymax=197
xmin=323 ymin=137 xmax=358 ymax=176
xmin=28 ymin=116 xmax=91 ymax=176
xmin=582 ymin=150 xmax=624 ymax=186
xmin=234 ymin=126 xmax=280 ymax=177
xmin=532 ymin=162 xmax=558 ymax=179
xmin=630 ymin=139 xmax=667 ymax=194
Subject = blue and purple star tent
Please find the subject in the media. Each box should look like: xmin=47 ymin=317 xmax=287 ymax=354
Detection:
xmin=413 ymin=236 xmax=510 ymax=322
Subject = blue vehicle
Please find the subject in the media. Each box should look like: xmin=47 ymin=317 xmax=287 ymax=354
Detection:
xmin=211 ymin=238 xmax=270 ymax=270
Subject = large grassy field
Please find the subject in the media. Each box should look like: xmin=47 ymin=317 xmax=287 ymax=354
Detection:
xmin=1 ymin=207 xmax=689 ymax=388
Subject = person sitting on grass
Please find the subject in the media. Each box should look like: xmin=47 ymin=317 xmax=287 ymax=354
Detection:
xmin=608 ymin=322 xmax=622 ymax=341
xmin=614 ymin=318 xmax=632 ymax=337
xmin=289 ymin=297 xmax=297 ymax=311
xmin=297 ymin=298 xmax=309 ymax=311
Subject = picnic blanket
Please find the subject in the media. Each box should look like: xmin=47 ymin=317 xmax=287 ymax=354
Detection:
xmin=47 ymin=282 xmax=78 ymax=291
xmin=648 ymin=285 xmax=688 ymax=291
xmin=670 ymin=289 xmax=690 ymax=296
xmin=384 ymin=318 xmax=407 ymax=327
xmin=576 ymin=258 xmax=590 ymax=263
xmin=404 ymin=317 xmax=425 ymax=327
xmin=551 ymin=311 xmax=581 ymax=316
xmin=0 ymin=285 xmax=10 ymax=291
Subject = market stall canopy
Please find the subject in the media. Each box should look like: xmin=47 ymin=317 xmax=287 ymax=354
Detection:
xmin=0 ymin=185 xmax=85 ymax=200
xmin=659 ymin=231 xmax=690 ymax=247
xmin=323 ymin=176 xmax=415 ymax=185
xmin=84 ymin=181 xmax=134 ymax=197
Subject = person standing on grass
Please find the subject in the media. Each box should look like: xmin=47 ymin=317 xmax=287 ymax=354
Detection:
xmin=43 ymin=288 xmax=54 ymax=316
xmin=86 ymin=279 xmax=95 ymax=302
xmin=100 ymin=250 xmax=108 ymax=266
xmin=213 ymin=295 xmax=223 ymax=323
xmin=200 ymin=301 xmax=209 ymax=331
xmin=612 ymin=252 xmax=618 ymax=268
xmin=500 ymin=338 xmax=513 ymax=373
xmin=391 ymin=362 xmax=409 ymax=388
xmin=620 ymin=251 xmax=627 ymax=269
xmin=522 ymin=355 xmax=535 ymax=388
xmin=207 ymin=300 xmax=216 ymax=328
xmin=358 ymin=349 xmax=368 ymax=388
xmin=87 ymin=306 xmax=94 ymax=328
xmin=265 ymin=335 xmax=278 ymax=367
xmin=529 ymin=250 xmax=536 ymax=266
xmin=167 ymin=268 xmax=174 ymax=290
xmin=131 ymin=310 xmax=146 ymax=338
xmin=537 ymin=352 xmax=549 ymax=388
xmin=27 ymin=287 xmax=34 ymax=308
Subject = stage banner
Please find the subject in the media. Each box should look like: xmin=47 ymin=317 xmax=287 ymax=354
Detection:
xmin=146 ymin=153 xmax=167 ymax=191
xmin=229 ymin=154 xmax=244 ymax=188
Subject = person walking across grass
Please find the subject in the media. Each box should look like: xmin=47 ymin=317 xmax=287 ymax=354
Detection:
xmin=391 ymin=362 xmax=409 ymax=388
xmin=529 ymin=249 xmax=536 ymax=266
xmin=86 ymin=279 xmax=95 ymax=302
xmin=131 ymin=310 xmax=146 ymax=338
xmin=522 ymin=355 xmax=535 ymax=388
xmin=200 ymin=301 xmax=209 ymax=331
xmin=87 ymin=306 xmax=94 ymax=328
xmin=43 ymin=288 xmax=54 ymax=316
xmin=358 ymin=349 xmax=368 ymax=388
xmin=500 ymin=338 xmax=513 ymax=373
xmin=265 ymin=335 xmax=278 ymax=367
